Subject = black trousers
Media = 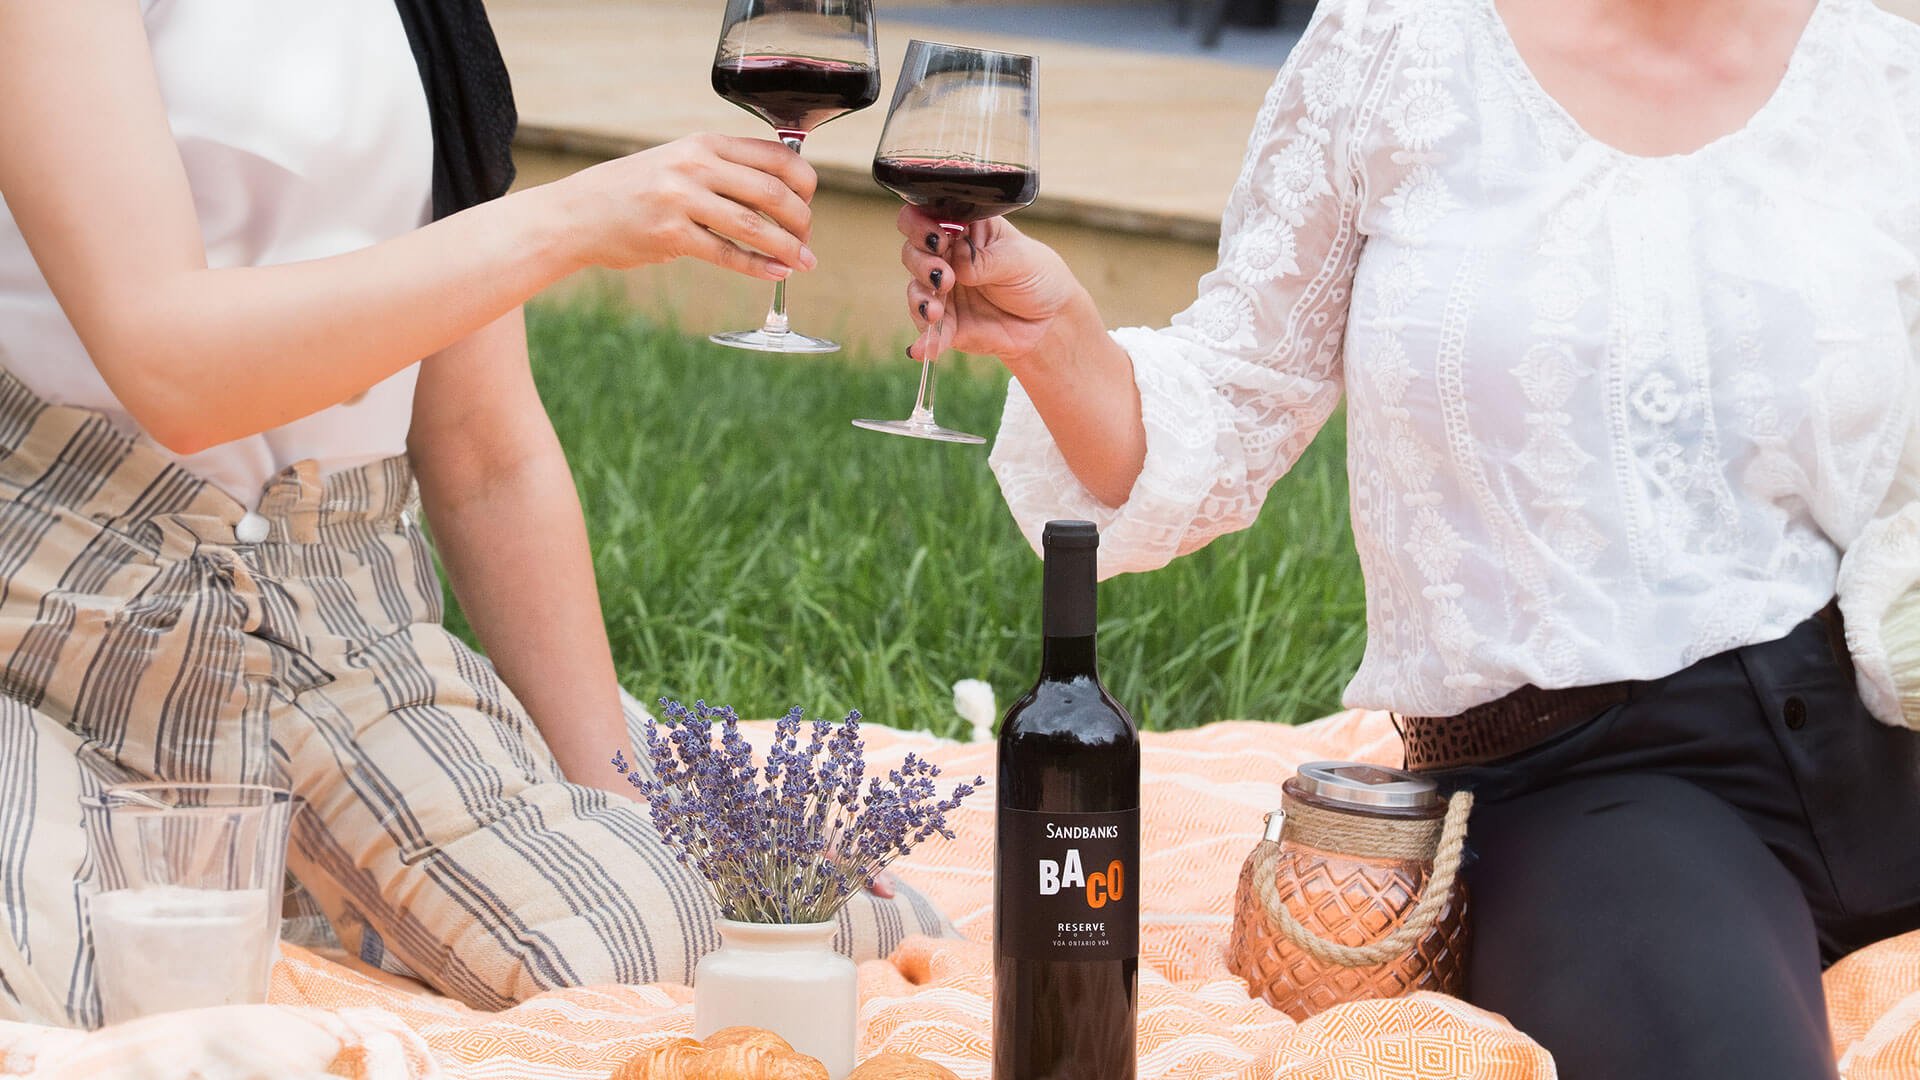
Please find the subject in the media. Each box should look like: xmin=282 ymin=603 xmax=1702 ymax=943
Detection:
xmin=1425 ymin=613 xmax=1920 ymax=1080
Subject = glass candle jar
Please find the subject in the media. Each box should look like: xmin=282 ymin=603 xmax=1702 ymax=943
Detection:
xmin=1227 ymin=762 xmax=1470 ymax=1021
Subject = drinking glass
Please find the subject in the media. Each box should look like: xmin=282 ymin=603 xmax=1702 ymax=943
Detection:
xmin=81 ymin=783 xmax=295 ymax=1027
xmin=857 ymin=41 xmax=1038 ymax=445
xmin=710 ymin=0 xmax=880 ymax=354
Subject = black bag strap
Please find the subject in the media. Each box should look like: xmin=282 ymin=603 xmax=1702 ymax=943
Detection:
xmin=393 ymin=0 xmax=519 ymax=220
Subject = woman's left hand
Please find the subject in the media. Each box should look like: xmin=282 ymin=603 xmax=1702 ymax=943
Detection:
xmin=896 ymin=206 xmax=1086 ymax=364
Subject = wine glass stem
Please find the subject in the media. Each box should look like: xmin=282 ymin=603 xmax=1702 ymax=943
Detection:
xmin=912 ymin=321 xmax=940 ymax=422
xmin=759 ymin=133 xmax=808 ymax=336
xmin=911 ymin=222 xmax=967 ymax=422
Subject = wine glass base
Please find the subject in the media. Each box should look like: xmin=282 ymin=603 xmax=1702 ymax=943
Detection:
xmin=710 ymin=328 xmax=841 ymax=354
xmin=851 ymin=416 xmax=987 ymax=445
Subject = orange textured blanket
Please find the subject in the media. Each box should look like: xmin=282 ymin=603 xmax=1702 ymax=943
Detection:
xmin=4 ymin=712 xmax=1917 ymax=1078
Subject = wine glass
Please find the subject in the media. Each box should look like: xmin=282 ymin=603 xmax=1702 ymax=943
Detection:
xmin=857 ymin=41 xmax=1038 ymax=445
xmin=709 ymin=0 xmax=880 ymax=354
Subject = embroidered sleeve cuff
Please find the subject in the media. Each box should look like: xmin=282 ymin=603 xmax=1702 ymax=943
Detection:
xmin=987 ymin=328 xmax=1232 ymax=579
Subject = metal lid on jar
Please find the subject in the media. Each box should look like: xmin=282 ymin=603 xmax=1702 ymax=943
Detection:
xmin=1293 ymin=761 xmax=1440 ymax=811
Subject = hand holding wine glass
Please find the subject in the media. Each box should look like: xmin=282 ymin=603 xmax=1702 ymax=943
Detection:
xmin=565 ymin=133 xmax=818 ymax=279
xmin=894 ymin=207 xmax=1084 ymax=363
xmin=856 ymin=40 xmax=1039 ymax=445
xmin=895 ymin=203 xmax=1149 ymax=512
xmin=709 ymin=0 xmax=879 ymax=354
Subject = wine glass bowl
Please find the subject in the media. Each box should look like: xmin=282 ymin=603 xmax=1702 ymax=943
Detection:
xmin=711 ymin=58 xmax=879 ymax=143
xmin=709 ymin=0 xmax=879 ymax=354
xmin=857 ymin=40 xmax=1039 ymax=445
xmin=871 ymin=158 xmax=1040 ymax=227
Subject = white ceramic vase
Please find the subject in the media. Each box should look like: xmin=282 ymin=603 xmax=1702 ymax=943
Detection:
xmin=693 ymin=919 xmax=858 ymax=1079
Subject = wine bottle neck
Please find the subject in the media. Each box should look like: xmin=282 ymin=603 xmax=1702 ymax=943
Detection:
xmin=1039 ymin=634 xmax=1098 ymax=678
xmin=1040 ymin=542 xmax=1098 ymax=677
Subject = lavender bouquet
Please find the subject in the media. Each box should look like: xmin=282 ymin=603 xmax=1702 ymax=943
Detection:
xmin=613 ymin=699 xmax=982 ymax=925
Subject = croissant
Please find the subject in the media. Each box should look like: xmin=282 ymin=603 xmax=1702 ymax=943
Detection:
xmin=845 ymin=1052 xmax=962 ymax=1079
xmin=608 ymin=1028 xmax=828 ymax=1080
xmin=703 ymin=1028 xmax=800 ymax=1056
xmin=608 ymin=1038 xmax=698 ymax=1080
xmin=607 ymin=1029 xmax=963 ymax=1080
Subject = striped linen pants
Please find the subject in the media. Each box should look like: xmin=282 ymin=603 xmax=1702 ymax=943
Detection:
xmin=0 ymin=370 xmax=951 ymax=1027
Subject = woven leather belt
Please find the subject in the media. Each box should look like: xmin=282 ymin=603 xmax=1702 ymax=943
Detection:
xmin=1397 ymin=601 xmax=1847 ymax=773
xmin=1396 ymin=681 xmax=1633 ymax=773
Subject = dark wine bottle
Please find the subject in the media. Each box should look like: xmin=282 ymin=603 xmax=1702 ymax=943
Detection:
xmin=994 ymin=520 xmax=1140 ymax=1080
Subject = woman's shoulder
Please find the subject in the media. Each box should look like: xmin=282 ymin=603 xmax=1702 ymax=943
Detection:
xmin=1848 ymin=1 xmax=1920 ymax=66
xmin=1860 ymin=0 xmax=1920 ymax=35
xmin=1279 ymin=0 xmax=1478 ymax=107
xmin=1856 ymin=7 xmax=1920 ymax=246
xmin=1853 ymin=3 xmax=1920 ymax=136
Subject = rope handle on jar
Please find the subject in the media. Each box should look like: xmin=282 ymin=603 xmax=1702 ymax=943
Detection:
xmin=1249 ymin=790 xmax=1474 ymax=968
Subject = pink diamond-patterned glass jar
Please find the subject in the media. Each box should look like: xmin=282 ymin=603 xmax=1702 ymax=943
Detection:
xmin=1227 ymin=762 xmax=1471 ymax=1021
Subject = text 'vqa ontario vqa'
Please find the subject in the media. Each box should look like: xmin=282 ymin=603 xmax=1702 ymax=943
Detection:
xmin=994 ymin=520 xmax=1140 ymax=1080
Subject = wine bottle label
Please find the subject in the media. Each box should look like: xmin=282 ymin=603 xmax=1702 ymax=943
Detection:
xmin=996 ymin=807 xmax=1140 ymax=961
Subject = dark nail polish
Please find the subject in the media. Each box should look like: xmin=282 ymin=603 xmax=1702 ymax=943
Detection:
xmin=905 ymin=346 xmax=915 ymax=359
xmin=926 ymin=233 xmax=941 ymax=252
xmin=918 ymin=301 xmax=929 ymax=318
xmin=930 ymin=269 xmax=943 ymax=288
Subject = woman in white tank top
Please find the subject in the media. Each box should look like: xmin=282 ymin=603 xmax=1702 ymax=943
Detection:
xmin=0 ymin=1 xmax=945 ymax=1025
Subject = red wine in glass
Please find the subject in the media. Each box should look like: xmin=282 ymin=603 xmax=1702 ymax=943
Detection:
xmin=871 ymin=157 xmax=1040 ymax=225
xmin=708 ymin=0 xmax=878 ymax=355
xmin=712 ymin=55 xmax=880 ymax=140
xmin=856 ymin=41 xmax=1039 ymax=446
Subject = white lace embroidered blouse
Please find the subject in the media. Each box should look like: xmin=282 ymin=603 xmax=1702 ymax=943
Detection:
xmin=989 ymin=0 xmax=1920 ymax=721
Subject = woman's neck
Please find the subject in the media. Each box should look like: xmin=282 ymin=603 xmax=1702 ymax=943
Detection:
xmin=1493 ymin=0 xmax=1821 ymax=158
xmin=1509 ymin=0 xmax=1816 ymax=52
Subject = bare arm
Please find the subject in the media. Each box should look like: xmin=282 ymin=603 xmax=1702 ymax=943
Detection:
xmin=410 ymin=311 xmax=906 ymax=903
xmin=983 ymin=293 xmax=1143 ymax=509
xmin=408 ymin=309 xmax=630 ymax=795
xmin=0 ymin=3 xmax=817 ymax=454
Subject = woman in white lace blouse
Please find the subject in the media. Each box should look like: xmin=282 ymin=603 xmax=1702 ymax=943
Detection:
xmin=897 ymin=0 xmax=1920 ymax=1074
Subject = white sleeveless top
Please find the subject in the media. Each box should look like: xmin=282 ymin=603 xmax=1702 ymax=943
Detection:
xmin=0 ymin=0 xmax=434 ymax=505
xmin=991 ymin=0 xmax=1920 ymax=719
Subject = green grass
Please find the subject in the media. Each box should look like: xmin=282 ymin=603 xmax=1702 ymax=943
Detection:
xmin=445 ymin=302 xmax=1366 ymax=738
